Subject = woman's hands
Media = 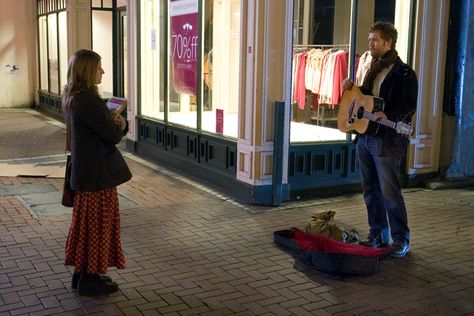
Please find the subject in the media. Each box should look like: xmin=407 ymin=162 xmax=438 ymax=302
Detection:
xmin=113 ymin=114 xmax=126 ymax=131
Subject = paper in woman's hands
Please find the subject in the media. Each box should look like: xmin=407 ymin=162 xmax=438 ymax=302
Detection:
xmin=106 ymin=97 xmax=127 ymax=117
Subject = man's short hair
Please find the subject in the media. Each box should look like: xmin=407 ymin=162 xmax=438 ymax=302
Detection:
xmin=369 ymin=21 xmax=398 ymax=49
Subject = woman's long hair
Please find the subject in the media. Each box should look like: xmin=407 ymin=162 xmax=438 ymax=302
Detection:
xmin=62 ymin=49 xmax=101 ymax=111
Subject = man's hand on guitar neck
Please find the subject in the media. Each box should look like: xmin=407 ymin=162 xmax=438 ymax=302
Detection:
xmin=372 ymin=111 xmax=387 ymax=121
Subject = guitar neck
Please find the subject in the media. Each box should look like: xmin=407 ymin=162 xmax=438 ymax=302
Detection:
xmin=362 ymin=111 xmax=396 ymax=130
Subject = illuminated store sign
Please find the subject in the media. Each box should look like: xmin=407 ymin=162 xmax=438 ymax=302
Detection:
xmin=170 ymin=0 xmax=198 ymax=96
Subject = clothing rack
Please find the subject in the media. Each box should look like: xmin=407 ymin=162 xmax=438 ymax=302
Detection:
xmin=293 ymin=43 xmax=350 ymax=49
xmin=292 ymin=42 xmax=352 ymax=118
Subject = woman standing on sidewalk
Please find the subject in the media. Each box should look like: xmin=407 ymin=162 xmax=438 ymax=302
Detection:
xmin=62 ymin=49 xmax=132 ymax=295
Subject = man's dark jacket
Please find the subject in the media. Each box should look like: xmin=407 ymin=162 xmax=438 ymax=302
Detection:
xmin=359 ymin=56 xmax=418 ymax=158
xmin=66 ymin=90 xmax=132 ymax=192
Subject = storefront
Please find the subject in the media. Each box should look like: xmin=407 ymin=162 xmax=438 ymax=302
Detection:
xmin=36 ymin=0 xmax=450 ymax=205
xmin=37 ymin=0 xmax=127 ymax=115
xmin=127 ymin=0 xmax=449 ymax=204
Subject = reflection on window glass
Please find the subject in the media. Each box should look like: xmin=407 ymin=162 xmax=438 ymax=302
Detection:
xmin=92 ymin=10 xmax=113 ymax=97
xmin=48 ymin=14 xmax=59 ymax=94
xmin=58 ymin=11 xmax=68 ymax=92
xmin=38 ymin=16 xmax=48 ymax=91
xmin=201 ymin=0 xmax=241 ymax=137
xmin=140 ymin=0 xmax=165 ymax=120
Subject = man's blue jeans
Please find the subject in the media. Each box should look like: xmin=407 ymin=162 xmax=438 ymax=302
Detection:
xmin=357 ymin=135 xmax=410 ymax=245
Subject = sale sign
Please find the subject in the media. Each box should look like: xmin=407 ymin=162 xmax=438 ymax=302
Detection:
xmin=216 ymin=109 xmax=224 ymax=134
xmin=170 ymin=0 xmax=199 ymax=96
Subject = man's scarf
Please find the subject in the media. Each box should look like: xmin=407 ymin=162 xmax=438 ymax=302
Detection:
xmin=362 ymin=49 xmax=398 ymax=92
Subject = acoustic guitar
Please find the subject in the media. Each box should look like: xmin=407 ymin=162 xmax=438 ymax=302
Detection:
xmin=337 ymin=85 xmax=413 ymax=136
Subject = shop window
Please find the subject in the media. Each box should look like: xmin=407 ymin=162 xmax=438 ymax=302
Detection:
xmin=291 ymin=0 xmax=351 ymax=143
xmin=47 ymin=14 xmax=59 ymax=94
xmin=91 ymin=1 xmax=128 ymax=99
xmin=139 ymin=0 xmax=241 ymax=135
xmin=168 ymin=0 xmax=199 ymax=129
xmin=140 ymin=0 xmax=166 ymax=120
xmin=58 ymin=11 xmax=68 ymax=91
xmin=201 ymin=0 xmax=241 ymax=137
xmin=121 ymin=13 xmax=128 ymax=98
xmin=92 ymin=10 xmax=114 ymax=98
xmin=290 ymin=0 xmax=414 ymax=143
xmin=37 ymin=0 xmax=67 ymax=95
xmin=38 ymin=16 xmax=48 ymax=91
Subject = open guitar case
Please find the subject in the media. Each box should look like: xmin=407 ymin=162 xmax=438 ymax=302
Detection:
xmin=274 ymin=227 xmax=394 ymax=276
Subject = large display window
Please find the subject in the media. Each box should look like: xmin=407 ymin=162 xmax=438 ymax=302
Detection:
xmin=201 ymin=0 xmax=240 ymax=136
xmin=58 ymin=11 xmax=68 ymax=91
xmin=290 ymin=0 xmax=414 ymax=143
xmin=139 ymin=0 xmax=166 ymax=120
xmin=168 ymin=0 xmax=199 ymax=128
xmin=37 ymin=0 xmax=67 ymax=95
xmin=92 ymin=2 xmax=114 ymax=98
xmin=137 ymin=0 xmax=413 ymax=143
xmin=139 ymin=0 xmax=241 ymax=138
xmin=120 ymin=12 xmax=128 ymax=98
xmin=38 ymin=16 xmax=48 ymax=91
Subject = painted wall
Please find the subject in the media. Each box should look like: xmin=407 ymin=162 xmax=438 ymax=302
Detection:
xmin=447 ymin=0 xmax=474 ymax=177
xmin=0 ymin=0 xmax=36 ymax=108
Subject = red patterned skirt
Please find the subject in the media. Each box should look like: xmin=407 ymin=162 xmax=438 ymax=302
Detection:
xmin=65 ymin=187 xmax=125 ymax=274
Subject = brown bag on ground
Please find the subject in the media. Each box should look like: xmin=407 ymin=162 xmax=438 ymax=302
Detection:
xmin=305 ymin=210 xmax=344 ymax=241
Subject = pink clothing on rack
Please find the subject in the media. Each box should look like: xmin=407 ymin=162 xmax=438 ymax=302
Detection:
xmin=295 ymin=52 xmax=308 ymax=110
xmin=331 ymin=51 xmax=348 ymax=107
xmin=291 ymin=52 xmax=300 ymax=103
xmin=318 ymin=52 xmax=338 ymax=105
xmin=332 ymin=52 xmax=360 ymax=107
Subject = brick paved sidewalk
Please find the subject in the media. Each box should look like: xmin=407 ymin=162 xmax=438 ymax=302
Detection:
xmin=1 ymin=110 xmax=474 ymax=315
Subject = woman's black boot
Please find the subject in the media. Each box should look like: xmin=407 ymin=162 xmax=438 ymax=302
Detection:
xmin=72 ymin=272 xmax=113 ymax=290
xmin=78 ymin=273 xmax=118 ymax=295
xmin=71 ymin=272 xmax=81 ymax=290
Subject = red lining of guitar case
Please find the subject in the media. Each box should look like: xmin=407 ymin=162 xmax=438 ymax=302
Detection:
xmin=274 ymin=228 xmax=394 ymax=276
xmin=291 ymin=227 xmax=393 ymax=256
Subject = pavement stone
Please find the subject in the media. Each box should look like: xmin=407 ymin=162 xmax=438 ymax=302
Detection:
xmin=0 ymin=109 xmax=474 ymax=315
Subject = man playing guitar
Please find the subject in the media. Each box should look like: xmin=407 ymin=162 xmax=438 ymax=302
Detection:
xmin=342 ymin=22 xmax=418 ymax=258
